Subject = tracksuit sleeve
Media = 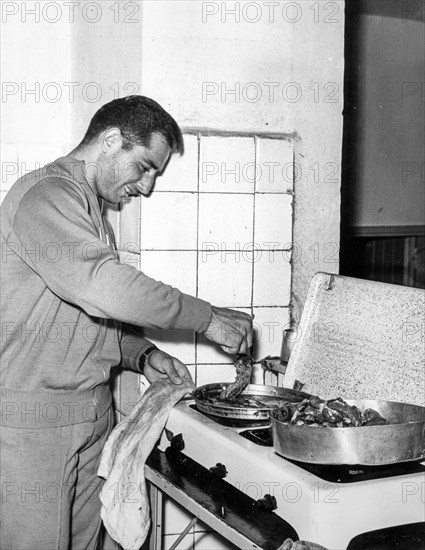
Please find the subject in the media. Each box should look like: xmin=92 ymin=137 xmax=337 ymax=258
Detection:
xmin=10 ymin=178 xmax=212 ymax=331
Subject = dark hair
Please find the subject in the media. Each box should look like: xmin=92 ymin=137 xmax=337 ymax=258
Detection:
xmin=79 ymin=95 xmax=184 ymax=154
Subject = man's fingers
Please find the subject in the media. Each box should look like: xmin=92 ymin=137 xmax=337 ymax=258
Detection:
xmin=220 ymin=331 xmax=252 ymax=355
xmin=220 ymin=344 xmax=238 ymax=354
xmin=162 ymin=357 xmax=183 ymax=385
xmin=246 ymin=329 xmax=254 ymax=350
xmin=203 ymin=306 xmax=254 ymax=355
xmin=238 ymin=341 xmax=248 ymax=354
xmin=144 ymin=350 xmax=195 ymax=387
xmin=173 ymin=360 xmax=194 ymax=385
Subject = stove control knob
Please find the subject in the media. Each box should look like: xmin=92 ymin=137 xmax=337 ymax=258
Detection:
xmin=209 ymin=463 xmax=227 ymax=479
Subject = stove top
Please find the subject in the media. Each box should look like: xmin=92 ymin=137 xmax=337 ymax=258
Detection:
xmin=161 ymin=400 xmax=425 ymax=549
xmin=192 ymin=405 xmax=425 ymax=485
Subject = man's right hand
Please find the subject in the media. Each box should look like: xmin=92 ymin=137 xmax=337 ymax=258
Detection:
xmin=202 ymin=306 xmax=253 ymax=355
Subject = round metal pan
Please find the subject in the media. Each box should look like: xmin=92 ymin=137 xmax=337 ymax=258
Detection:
xmin=271 ymin=398 xmax=425 ymax=465
xmin=193 ymin=383 xmax=310 ymax=424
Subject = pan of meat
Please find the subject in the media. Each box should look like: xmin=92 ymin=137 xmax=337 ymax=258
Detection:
xmin=193 ymin=383 xmax=311 ymax=424
xmin=271 ymin=395 xmax=425 ymax=465
xmin=192 ymin=355 xmax=311 ymax=424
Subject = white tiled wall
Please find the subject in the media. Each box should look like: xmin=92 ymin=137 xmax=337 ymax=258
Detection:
xmin=106 ymin=131 xmax=294 ymax=390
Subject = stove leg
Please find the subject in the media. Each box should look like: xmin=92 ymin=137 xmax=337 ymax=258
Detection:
xmin=169 ymin=517 xmax=198 ymax=550
xmin=148 ymin=483 xmax=163 ymax=550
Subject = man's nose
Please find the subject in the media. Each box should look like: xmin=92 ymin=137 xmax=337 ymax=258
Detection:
xmin=140 ymin=173 xmax=155 ymax=194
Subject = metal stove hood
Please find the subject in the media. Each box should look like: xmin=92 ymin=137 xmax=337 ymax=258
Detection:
xmin=283 ymin=273 xmax=425 ymax=406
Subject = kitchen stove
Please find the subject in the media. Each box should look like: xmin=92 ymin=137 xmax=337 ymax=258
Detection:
xmin=158 ymin=275 xmax=425 ymax=549
xmin=159 ymin=399 xmax=425 ymax=549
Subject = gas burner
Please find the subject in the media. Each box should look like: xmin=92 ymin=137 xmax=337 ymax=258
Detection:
xmin=239 ymin=427 xmax=273 ymax=446
xmin=239 ymin=426 xmax=425 ymax=483
xmin=288 ymin=456 xmax=425 ymax=484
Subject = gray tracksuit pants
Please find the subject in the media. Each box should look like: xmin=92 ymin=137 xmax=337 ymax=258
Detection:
xmin=0 ymin=385 xmax=113 ymax=550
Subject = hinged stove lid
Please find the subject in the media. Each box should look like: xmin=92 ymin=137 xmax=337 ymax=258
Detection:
xmin=283 ymin=273 xmax=425 ymax=406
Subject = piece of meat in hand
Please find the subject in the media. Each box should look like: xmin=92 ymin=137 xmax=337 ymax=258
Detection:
xmin=219 ymin=354 xmax=253 ymax=400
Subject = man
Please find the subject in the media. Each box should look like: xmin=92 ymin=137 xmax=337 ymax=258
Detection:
xmin=0 ymin=95 xmax=253 ymax=549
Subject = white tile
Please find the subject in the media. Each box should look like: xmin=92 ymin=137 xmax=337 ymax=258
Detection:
xmin=264 ymin=369 xmax=280 ymax=386
xmin=253 ymin=252 xmax=291 ymax=306
xmin=162 ymin=533 xmax=193 ymax=550
xmin=254 ymin=194 xmax=292 ymax=250
xmin=196 ymin=308 xmax=252 ymax=364
xmin=186 ymin=364 xmax=196 ymax=383
xmin=162 ymin=498 xmax=195 ymax=536
xmin=196 ymin=333 xmax=230 ymax=365
xmin=155 ymin=134 xmax=198 ymax=192
xmin=256 ymin=138 xmax=293 ymax=193
xmin=200 ymin=136 xmax=255 ymax=193
xmin=120 ymin=198 xmax=140 ymax=251
xmin=139 ymin=251 xmax=197 ymax=296
xmin=196 ymin=363 xmax=236 ymax=387
xmin=119 ymin=251 xmax=140 ymax=269
xmin=197 ymin=251 xmax=252 ymax=307
xmin=61 ymin=143 xmax=74 ymax=156
xmin=252 ymin=307 xmax=291 ymax=360
xmin=251 ymin=362 xmax=266 ymax=385
xmin=1 ymin=144 xmax=18 ymax=192
xmin=17 ymin=144 xmax=60 ymax=177
xmin=140 ymin=193 xmax=197 ymax=250
xmin=198 ymin=194 xmax=254 ymax=252
xmin=104 ymin=203 xmax=120 ymax=242
xmin=143 ymin=328 xmax=196 ymax=365
xmin=194 ymin=530 xmax=238 ymax=550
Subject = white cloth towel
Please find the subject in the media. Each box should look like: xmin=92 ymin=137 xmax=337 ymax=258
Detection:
xmin=97 ymin=378 xmax=194 ymax=550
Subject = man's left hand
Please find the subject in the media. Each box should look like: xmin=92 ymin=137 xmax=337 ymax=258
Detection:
xmin=143 ymin=349 xmax=194 ymax=387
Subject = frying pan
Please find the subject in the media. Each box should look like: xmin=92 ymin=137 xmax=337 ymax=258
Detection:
xmin=192 ymin=383 xmax=310 ymax=424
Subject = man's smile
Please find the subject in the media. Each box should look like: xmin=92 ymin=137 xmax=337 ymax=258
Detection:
xmin=123 ymin=184 xmax=145 ymax=198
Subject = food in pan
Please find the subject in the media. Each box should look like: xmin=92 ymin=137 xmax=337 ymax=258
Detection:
xmin=218 ymin=353 xmax=253 ymax=400
xmin=197 ymin=390 xmax=288 ymax=409
xmin=274 ymin=395 xmax=388 ymax=427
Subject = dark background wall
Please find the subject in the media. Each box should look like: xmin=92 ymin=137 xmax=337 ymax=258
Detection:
xmin=341 ymin=0 xmax=425 ymax=287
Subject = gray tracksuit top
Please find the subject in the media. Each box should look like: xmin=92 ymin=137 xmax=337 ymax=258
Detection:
xmin=0 ymin=156 xmax=211 ymax=392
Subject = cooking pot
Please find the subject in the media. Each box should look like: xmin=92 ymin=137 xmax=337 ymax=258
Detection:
xmin=271 ymin=398 xmax=425 ymax=465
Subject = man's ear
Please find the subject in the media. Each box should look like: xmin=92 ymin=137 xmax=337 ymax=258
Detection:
xmin=100 ymin=128 xmax=123 ymax=154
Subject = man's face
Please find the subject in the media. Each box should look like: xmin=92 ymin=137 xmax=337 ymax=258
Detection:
xmin=95 ymin=132 xmax=171 ymax=204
